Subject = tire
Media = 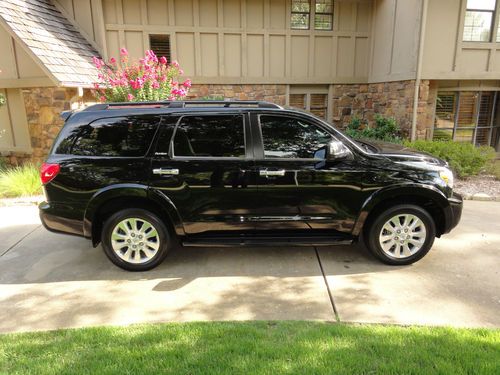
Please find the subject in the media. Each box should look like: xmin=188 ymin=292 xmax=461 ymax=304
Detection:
xmin=101 ymin=208 xmax=170 ymax=271
xmin=365 ymin=204 xmax=436 ymax=265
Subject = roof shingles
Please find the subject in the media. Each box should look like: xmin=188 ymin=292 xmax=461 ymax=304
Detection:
xmin=0 ymin=0 xmax=99 ymax=87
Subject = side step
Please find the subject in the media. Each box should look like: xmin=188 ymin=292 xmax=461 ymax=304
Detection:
xmin=182 ymin=236 xmax=352 ymax=247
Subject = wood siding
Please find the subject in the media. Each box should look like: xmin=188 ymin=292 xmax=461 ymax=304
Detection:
xmin=97 ymin=0 xmax=372 ymax=84
xmin=422 ymin=0 xmax=500 ymax=80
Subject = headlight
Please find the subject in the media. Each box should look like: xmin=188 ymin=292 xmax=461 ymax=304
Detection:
xmin=439 ymin=168 xmax=454 ymax=188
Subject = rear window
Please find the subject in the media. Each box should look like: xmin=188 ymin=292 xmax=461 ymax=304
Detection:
xmin=58 ymin=116 xmax=160 ymax=157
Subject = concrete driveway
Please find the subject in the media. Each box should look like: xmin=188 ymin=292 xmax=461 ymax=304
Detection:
xmin=0 ymin=200 xmax=499 ymax=333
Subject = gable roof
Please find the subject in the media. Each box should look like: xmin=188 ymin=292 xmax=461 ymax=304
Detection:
xmin=0 ymin=0 xmax=100 ymax=87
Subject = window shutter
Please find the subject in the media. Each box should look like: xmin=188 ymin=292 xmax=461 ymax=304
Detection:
xmin=289 ymin=94 xmax=306 ymax=110
xmin=149 ymin=34 xmax=171 ymax=62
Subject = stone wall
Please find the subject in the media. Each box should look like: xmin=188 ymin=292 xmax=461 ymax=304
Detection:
xmin=188 ymin=84 xmax=287 ymax=105
xmin=21 ymin=87 xmax=95 ymax=164
xmin=331 ymin=80 xmax=435 ymax=139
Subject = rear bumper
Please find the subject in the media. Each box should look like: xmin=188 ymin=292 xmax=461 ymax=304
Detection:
xmin=39 ymin=201 xmax=85 ymax=237
xmin=442 ymin=192 xmax=463 ymax=234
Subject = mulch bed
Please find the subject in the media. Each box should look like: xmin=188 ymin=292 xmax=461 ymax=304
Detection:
xmin=454 ymin=175 xmax=500 ymax=198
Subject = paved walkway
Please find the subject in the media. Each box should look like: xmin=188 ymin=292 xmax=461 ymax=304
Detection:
xmin=0 ymin=201 xmax=499 ymax=333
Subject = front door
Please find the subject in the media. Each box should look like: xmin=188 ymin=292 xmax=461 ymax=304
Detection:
xmin=149 ymin=112 xmax=259 ymax=235
xmin=250 ymin=113 xmax=364 ymax=236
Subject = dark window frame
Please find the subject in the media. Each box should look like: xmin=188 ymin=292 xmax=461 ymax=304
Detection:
xmin=149 ymin=34 xmax=172 ymax=62
xmin=291 ymin=0 xmax=311 ymax=30
xmin=170 ymin=113 xmax=249 ymax=160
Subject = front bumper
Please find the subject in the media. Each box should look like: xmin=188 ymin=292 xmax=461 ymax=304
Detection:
xmin=39 ymin=201 xmax=85 ymax=237
xmin=442 ymin=192 xmax=463 ymax=234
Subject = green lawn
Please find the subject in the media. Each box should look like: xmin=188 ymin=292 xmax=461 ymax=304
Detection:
xmin=1 ymin=322 xmax=499 ymax=374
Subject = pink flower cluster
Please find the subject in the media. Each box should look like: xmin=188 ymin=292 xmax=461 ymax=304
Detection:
xmin=92 ymin=48 xmax=191 ymax=103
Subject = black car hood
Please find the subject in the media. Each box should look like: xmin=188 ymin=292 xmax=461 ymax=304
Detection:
xmin=357 ymin=139 xmax=448 ymax=167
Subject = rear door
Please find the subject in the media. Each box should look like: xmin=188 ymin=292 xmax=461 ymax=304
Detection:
xmin=149 ymin=112 xmax=259 ymax=235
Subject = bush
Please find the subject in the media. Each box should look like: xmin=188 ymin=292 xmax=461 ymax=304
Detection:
xmin=92 ymin=48 xmax=190 ymax=102
xmin=0 ymin=163 xmax=42 ymax=198
xmin=0 ymin=157 xmax=7 ymax=171
xmin=404 ymin=140 xmax=496 ymax=178
xmin=345 ymin=115 xmax=403 ymax=144
xmin=0 ymin=93 xmax=6 ymax=107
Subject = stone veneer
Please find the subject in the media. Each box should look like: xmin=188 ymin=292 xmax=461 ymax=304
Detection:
xmin=18 ymin=87 xmax=94 ymax=164
xmin=331 ymin=79 xmax=436 ymax=139
xmin=188 ymin=84 xmax=287 ymax=105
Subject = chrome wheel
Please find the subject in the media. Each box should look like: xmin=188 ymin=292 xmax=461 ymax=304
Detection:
xmin=378 ymin=214 xmax=427 ymax=259
xmin=111 ymin=218 xmax=160 ymax=264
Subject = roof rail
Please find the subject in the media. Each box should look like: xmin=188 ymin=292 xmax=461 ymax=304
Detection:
xmin=83 ymin=100 xmax=282 ymax=111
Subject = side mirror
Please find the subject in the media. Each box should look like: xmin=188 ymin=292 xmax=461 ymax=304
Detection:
xmin=327 ymin=140 xmax=352 ymax=160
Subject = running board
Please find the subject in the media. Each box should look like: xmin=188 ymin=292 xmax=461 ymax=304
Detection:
xmin=182 ymin=236 xmax=352 ymax=247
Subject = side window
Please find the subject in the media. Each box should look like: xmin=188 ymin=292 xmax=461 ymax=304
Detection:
xmin=173 ymin=115 xmax=245 ymax=158
xmin=71 ymin=116 xmax=159 ymax=157
xmin=259 ymin=115 xmax=332 ymax=159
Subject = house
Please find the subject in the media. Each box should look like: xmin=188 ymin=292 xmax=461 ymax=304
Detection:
xmin=1 ymin=0 xmax=500 ymax=164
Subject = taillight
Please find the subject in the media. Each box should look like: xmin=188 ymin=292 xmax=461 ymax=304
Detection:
xmin=40 ymin=163 xmax=60 ymax=185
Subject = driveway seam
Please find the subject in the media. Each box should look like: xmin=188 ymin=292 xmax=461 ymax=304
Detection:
xmin=0 ymin=225 xmax=42 ymax=257
xmin=314 ymin=247 xmax=340 ymax=322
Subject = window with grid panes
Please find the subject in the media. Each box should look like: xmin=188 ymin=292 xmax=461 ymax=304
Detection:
xmin=291 ymin=0 xmax=333 ymax=30
xmin=315 ymin=0 xmax=333 ymax=30
xmin=463 ymin=0 xmax=496 ymax=42
xmin=291 ymin=0 xmax=311 ymax=29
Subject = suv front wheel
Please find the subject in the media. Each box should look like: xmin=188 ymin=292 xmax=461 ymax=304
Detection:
xmin=366 ymin=204 xmax=436 ymax=265
xmin=102 ymin=208 xmax=170 ymax=271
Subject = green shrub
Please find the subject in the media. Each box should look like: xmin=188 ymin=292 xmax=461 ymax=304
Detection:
xmin=0 ymin=93 xmax=6 ymax=107
xmin=0 ymin=163 xmax=42 ymax=198
xmin=0 ymin=157 xmax=8 ymax=171
xmin=404 ymin=140 xmax=496 ymax=178
xmin=345 ymin=115 xmax=403 ymax=144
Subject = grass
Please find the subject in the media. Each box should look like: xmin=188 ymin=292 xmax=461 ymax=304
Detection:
xmin=0 ymin=163 xmax=42 ymax=198
xmin=0 ymin=321 xmax=499 ymax=374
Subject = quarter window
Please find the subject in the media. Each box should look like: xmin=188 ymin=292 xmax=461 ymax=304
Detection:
xmin=463 ymin=0 xmax=496 ymax=42
xmin=173 ymin=115 xmax=245 ymax=158
xmin=260 ymin=115 xmax=332 ymax=159
xmin=70 ymin=116 xmax=159 ymax=157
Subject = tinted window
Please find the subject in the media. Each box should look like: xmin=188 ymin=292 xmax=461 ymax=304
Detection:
xmin=71 ymin=116 xmax=159 ymax=157
xmin=260 ymin=115 xmax=332 ymax=159
xmin=173 ymin=115 xmax=245 ymax=158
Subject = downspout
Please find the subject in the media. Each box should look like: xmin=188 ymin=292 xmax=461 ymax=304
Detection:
xmin=411 ymin=0 xmax=428 ymax=141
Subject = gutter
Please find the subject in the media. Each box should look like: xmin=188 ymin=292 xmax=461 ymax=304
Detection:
xmin=411 ymin=0 xmax=429 ymax=141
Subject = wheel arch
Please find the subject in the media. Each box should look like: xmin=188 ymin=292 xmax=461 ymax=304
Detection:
xmin=352 ymin=184 xmax=450 ymax=238
xmin=84 ymin=184 xmax=184 ymax=246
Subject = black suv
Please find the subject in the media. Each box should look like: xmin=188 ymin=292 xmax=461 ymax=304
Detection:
xmin=39 ymin=100 xmax=463 ymax=271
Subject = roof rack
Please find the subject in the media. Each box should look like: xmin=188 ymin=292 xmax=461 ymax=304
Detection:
xmin=83 ymin=100 xmax=282 ymax=111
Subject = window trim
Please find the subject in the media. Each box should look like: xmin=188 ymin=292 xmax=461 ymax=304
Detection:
xmin=290 ymin=0 xmax=334 ymax=31
xmin=255 ymin=112 xmax=337 ymax=161
xmin=169 ymin=113 xmax=250 ymax=160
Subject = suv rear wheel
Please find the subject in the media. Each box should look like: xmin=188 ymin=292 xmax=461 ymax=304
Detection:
xmin=366 ymin=204 xmax=436 ymax=265
xmin=101 ymin=208 xmax=170 ymax=271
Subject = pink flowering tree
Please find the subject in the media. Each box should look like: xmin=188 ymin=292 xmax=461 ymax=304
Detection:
xmin=92 ymin=48 xmax=191 ymax=102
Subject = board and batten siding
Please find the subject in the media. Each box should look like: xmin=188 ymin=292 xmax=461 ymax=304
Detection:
xmin=422 ymin=0 xmax=500 ymax=80
xmin=94 ymin=0 xmax=372 ymax=84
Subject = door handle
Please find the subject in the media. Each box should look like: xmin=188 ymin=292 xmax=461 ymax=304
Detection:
xmin=260 ymin=169 xmax=285 ymax=177
xmin=152 ymin=168 xmax=179 ymax=175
